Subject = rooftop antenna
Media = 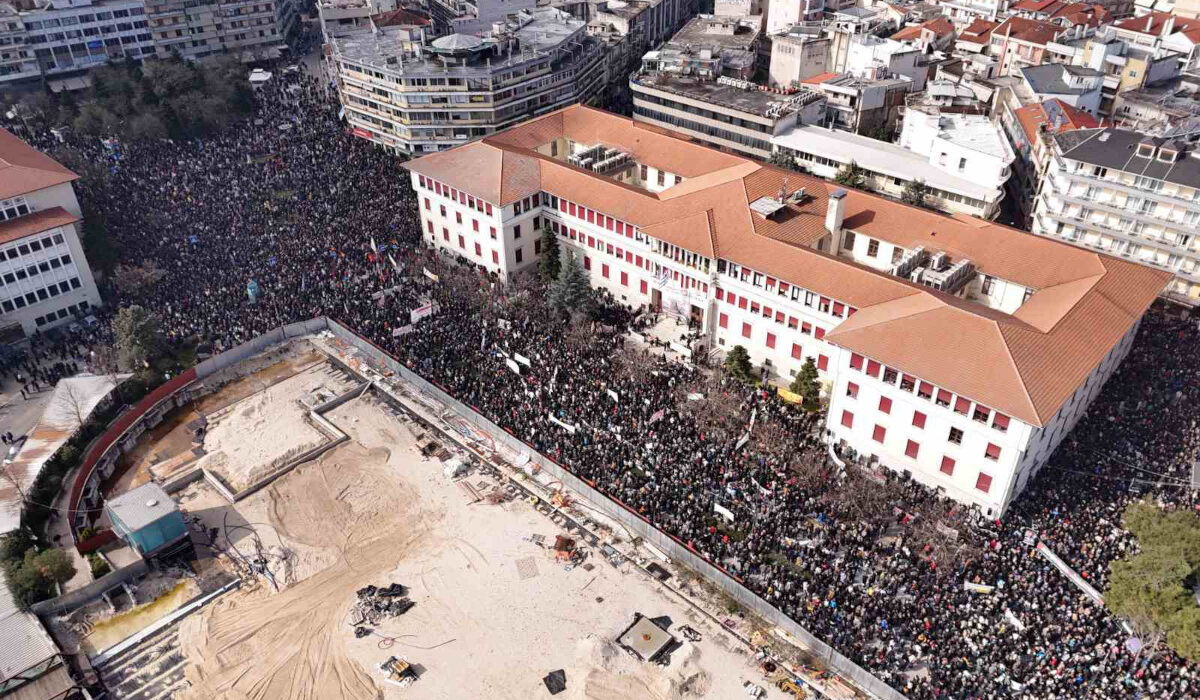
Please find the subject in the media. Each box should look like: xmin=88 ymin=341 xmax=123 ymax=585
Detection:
xmin=779 ymin=175 xmax=789 ymax=202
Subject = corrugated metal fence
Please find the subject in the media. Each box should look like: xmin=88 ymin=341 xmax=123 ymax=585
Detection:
xmin=324 ymin=319 xmax=907 ymax=700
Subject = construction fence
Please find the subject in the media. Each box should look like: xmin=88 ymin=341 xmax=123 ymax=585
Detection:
xmin=324 ymin=319 xmax=907 ymax=700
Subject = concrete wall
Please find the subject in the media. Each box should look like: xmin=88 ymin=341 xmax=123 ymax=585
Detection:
xmin=29 ymin=559 xmax=149 ymax=616
xmin=323 ymin=318 xmax=907 ymax=700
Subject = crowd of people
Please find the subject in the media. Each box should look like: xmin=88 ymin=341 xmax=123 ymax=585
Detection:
xmin=14 ymin=64 xmax=1200 ymax=699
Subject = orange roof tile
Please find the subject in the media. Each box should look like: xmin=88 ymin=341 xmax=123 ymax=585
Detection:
xmin=1014 ymin=98 xmax=1102 ymax=144
xmin=0 ymin=207 xmax=78 ymax=246
xmin=959 ymin=19 xmax=1000 ymax=41
xmin=1115 ymin=10 xmax=1200 ymax=35
xmin=403 ymin=105 xmax=1171 ymax=425
xmin=0 ymin=128 xmax=77 ymax=201
xmin=800 ymin=71 xmax=840 ymax=85
xmin=992 ymin=16 xmax=1064 ymax=45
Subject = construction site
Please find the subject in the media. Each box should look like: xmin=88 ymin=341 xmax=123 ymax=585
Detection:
xmin=57 ymin=331 xmax=835 ymax=700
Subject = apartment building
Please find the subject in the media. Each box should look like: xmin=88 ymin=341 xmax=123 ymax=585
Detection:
xmin=768 ymin=24 xmax=829 ymax=88
xmin=771 ymin=105 xmax=1013 ymax=220
xmin=0 ymin=0 xmax=154 ymax=85
xmin=404 ymin=104 xmax=1168 ymax=515
xmin=0 ymin=128 xmax=101 ymax=336
xmin=316 ymin=0 xmax=400 ymax=39
xmin=1033 ymin=127 xmax=1200 ymax=306
xmin=143 ymin=0 xmax=296 ymax=61
xmin=331 ymin=7 xmax=606 ymax=155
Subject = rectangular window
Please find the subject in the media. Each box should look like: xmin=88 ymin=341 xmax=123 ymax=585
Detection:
xmin=900 ymin=375 xmax=915 ymax=392
xmin=841 ymin=410 xmax=854 ymax=428
xmin=846 ymin=381 xmax=858 ymax=398
xmin=424 ymin=198 xmax=430 ymax=210
xmin=973 ymin=406 xmax=991 ymax=423
xmin=719 ymin=312 xmax=728 ymax=329
xmin=940 ymin=456 xmax=955 ymax=476
xmin=976 ymin=473 xmax=992 ymax=493
xmin=954 ymin=397 xmax=970 ymax=415
xmin=912 ymin=411 xmax=926 ymax=429
xmin=601 ymin=263 xmax=609 ymax=279
xmin=514 ymin=225 xmax=522 ymax=239
xmin=492 ymin=251 xmax=499 ymax=264
xmin=872 ymin=425 xmax=886 ymax=443
xmin=985 ymin=443 xmax=1001 ymax=461
xmin=866 ymin=360 xmax=880 ymax=377
xmin=879 ymin=396 xmax=892 ymax=414
xmin=458 ymin=235 xmax=465 ymax=249
xmin=850 ymin=353 xmax=864 ymax=370
xmin=817 ymin=355 xmax=829 ymax=371
xmin=474 ymin=243 xmax=482 ymax=257
xmin=905 ymin=440 xmax=920 ymax=459
xmin=936 ymin=389 xmax=951 ymax=407
xmin=584 ymin=256 xmax=591 ymax=270
xmin=515 ymin=248 xmax=524 ymax=263
xmin=766 ymin=332 xmax=776 ymax=349
xmin=948 ymin=427 xmax=964 ymax=445
xmin=867 ymin=239 xmax=879 ymax=257
xmin=742 ymin=322 xmax=752 ymax=339
xmin=814 ymin=327 xmax=826 ymax=340
xmin=456 ymin=212 xmax=462 ymax=225
xmin=791 ymin=343 xmax=801 ymax=359
xmin=490 ymin=226 xmax=497 ymax=240
xmin=918 ymin=382 xmax=933 ymax=400
xmin=993 ymin=414 xmax=1010 ymax=432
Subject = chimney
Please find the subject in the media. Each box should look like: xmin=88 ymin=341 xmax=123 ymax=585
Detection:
xmin=825 ymin=188 xmax=847 ymax=249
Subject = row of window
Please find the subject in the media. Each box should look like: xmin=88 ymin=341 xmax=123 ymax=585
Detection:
xmin=1 ymin=233 xmax=64 ymax=261
xmin=632 ymin=105 xmax=772 ymax=154
xmin=1 ymin=276 xmax=81 ymax=312
xmin=715 ymin=263 xmax=856 ymax=323
xmin=841 ymin=409 xmax=995 ymax=494
xmin=34 ymin=300 xmax=89 ymax=328
xmin=848 ymin=352 xmax=1010 ymax=432
xmin=717 ymin=311 xmax=831 ymax=370
xmin=417 ymin=174 xmax=496 ymax=217
xmin=846 ymin=384 xmax=1004 ymax=456
xmin=555 ymin=221 xmax=709 ymax=294
xmin=0 ymin=196 xmax=30 ymax=222
xmin=2 ymin=254 xmax=72 ymax=287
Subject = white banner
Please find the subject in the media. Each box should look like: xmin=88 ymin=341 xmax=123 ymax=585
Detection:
xmin=423 ymin=268 xmax=439 ymax=282
xmin=963 ymin=582 xmax=995 ymax=594
xmin=606 ymin=389 xmax=619 ymax=402
xmin=735 ymin=433 xmax=750 ymax=450
xmin=548 ymin=414 xmax=577 ymax=434
xmin=714 ymin=503 xmax=735 ymax=523
xmin=686 ymin=392 xmax=704 ymax=401
xmin=514 ymin=353 xmax=531 ymax=367
xmin=410 ymin=301 xmax=439 ymax=324
xmin=391 ymin=324 xmax=414 ymax=337
xmin=1004 ymin=608 xmax=1026 ymax=632
xmin=668 ymin=341 xmax=693 ymax=358
xmin=649 ymin=409 xmax=665 ymax=424
xmin=506 ymin=358 xmax=521 ymax=375
xmin=1037 ymin=542 xmax=1105 ymax=604
xmin=497 ymin=318 xmax=511 ymax=330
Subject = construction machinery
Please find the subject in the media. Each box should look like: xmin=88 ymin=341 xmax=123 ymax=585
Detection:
xmin=379 ymin=656 xmax=418 ymax=688
xmin=775 ymin=676 xmax=808 ymax=698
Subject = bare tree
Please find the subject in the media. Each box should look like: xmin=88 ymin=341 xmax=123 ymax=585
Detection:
xmin=111 ymin=260 xmax=167 ymax=297
xmin=58 ymin=380 xmax=91 ymax=431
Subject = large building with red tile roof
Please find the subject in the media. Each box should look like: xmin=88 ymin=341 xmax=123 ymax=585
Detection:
xmin=403 ymin=105 xmax=1170 ymax=515
xmin=0 ymin=128 xmax=100 ymax=337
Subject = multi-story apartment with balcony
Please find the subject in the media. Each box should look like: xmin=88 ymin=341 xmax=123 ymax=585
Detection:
xmin=404 ymin=104 xmax=1169 ymax=516
xmin=330 ymin=7 xmax=606 ymax=155
xmin=144 ymin=0 xmax=295 ymax=61
xmin=1033 ymin=127 xmax=1200 ymax=306
xmin=0 ymin=128 xmax=101 ymax=335
xmin=0 ymin=0 xmax=155 ymax=85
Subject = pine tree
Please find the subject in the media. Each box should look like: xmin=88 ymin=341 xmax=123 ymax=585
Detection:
xmin=790 ymin=357 xmax=821 ymax=411
xmin=551 ymin=252 xmax=592 ymax=316
xmin=724 ymin=345 xmax=753 ymax=382
xmin=538 ymin=227 xmax=561 ymax=282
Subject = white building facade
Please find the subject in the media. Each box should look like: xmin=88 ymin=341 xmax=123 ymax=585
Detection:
xmin=0 ymin=129 xmax=101 ymax=335
xmin=407 ymin=105 xmax=1169 ymax=517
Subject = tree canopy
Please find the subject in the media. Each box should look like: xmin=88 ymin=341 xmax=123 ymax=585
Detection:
xmin=539 ymin=227 xmax=561 ymax=282
xmin=550 ymin=252 xmax=592 ymax=317
xmin=113 ymin=305 xmax=163 ymax=371
xmin=834 ymin=161 xmax=866 ymax=189
xmin=902 ymin=179 xmax=933 ymax=209
xmin=1106 ymin=501 xmax=1200 ymax=662
xmin=790 ymin=357 xmax=821 ymax=411
xmin=724 ymin=345 xmax=753 ymax=383
xmin=54 ymin=56 xmax=254 ymax=141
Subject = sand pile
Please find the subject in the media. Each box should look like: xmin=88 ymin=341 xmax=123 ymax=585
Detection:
xmin=177 ymin=441 xmax=430 ymax=700
xmin=568 ymin=635 xmax=714 ymax=700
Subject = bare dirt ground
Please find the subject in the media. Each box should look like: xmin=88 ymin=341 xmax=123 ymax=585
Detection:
xmin=193 ymin=362 xmax=356 ymax=492
xmin=174 ymin=393 xmax=770 ymax=700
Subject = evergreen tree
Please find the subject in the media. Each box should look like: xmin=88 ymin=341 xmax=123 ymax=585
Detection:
xmin=724 ymin=345 xmax=753 ymax=383
xmin=834 ymin=161 xmax=866 ymax=189
xmin=551 ymin=253 xmax=592 ymax=316
xmin=790 ymin=357 xmax=821 ymax=411
xmin=902 ymin=179 xmax=932 ymax=209
xmin=538 ymin=227 xmax=561 ymax=282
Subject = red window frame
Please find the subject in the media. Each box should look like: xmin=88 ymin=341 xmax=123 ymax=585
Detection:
xmin=872 ymin=425 xmax=886 ymax=443
xmin=791 ymin=343 xmax=801 ymax=359
xmin=766 ymin=332 xmax=776 ymax=349
xmin=905 ymin=440 xmax=920 ymax=459
xmin=841 ymin=410 xmax=854 ymax=429
xmin=976 ymin=473 xmax=993 ymax=493
xmin=719 ymin=313 xmax=729 ymax=329
xmin=954 ymin=397 xmax=970 ymax=415
xmin=879 ymin=396 xmax=892 ymax=414
xmin=742 ymin=322 xmax=752 ymax=339
xmin=985 ymin=443 xmax=1001 ymax=461
xmin=912 ymin=411 xmax=926 ymax=429
xmin=940 ymin=456 xmax=955 ymax=476
xmin=993 ymin=413 xmax=1010 ymax=432
xmin=817 ymin=355 xmax=829 ymax=371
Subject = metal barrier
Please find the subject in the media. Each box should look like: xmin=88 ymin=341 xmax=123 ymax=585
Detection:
xmin=323 ymin=319 xmax=907 ymax=700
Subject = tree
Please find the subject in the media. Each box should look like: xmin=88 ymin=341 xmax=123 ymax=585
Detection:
xmin=724 ymin=345 xmax=753 ymax=383
xmin=902 ymin=179 xmax=932 ymax=209
xmin=834 ymin=161 xmax=865 ymax=189
xmin=5 ymin=547 xmax=76 ymax=608
xmin=0 ymin=530 xmax=35 ymax=564
xmin=126 ymin=112 xmax=168 ymax=141
xmin=790 ymin=357 xmax=821 ymax=412
xmin=112 ymin=305 xmax=163 ymax=371
xmin=768 ymin=150 xmax=797 ymax=171
xmin=538 ymin=227 xmax=561 ymax=282
xmin=1106 ymin=501 xmax=1200 ymax=662
xmin=550 ymin=252 xmax=592 ymax=316
xmin=112 ymin=260 xmax=167 ymax=297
